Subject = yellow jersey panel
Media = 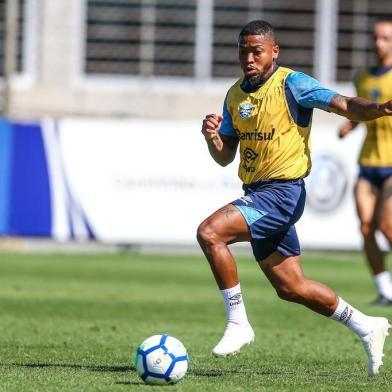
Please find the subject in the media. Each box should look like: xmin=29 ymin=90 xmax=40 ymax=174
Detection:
xmin=226 ymin=67 xmax=312 ymax=184
xmin=355 ymin=67 xmax=392 ymax=166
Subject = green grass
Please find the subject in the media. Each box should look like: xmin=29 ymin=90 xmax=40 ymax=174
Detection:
xmin=0 ymin=250 xmax=391 ymax=391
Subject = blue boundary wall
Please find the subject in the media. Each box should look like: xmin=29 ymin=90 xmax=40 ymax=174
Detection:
xmin=10 ymin=121 xmax=52 ymax=236
xmin=0 ymin=119 xmax=51 ymax=236
xmin=0 ymin=119 xmax=12 ymax=235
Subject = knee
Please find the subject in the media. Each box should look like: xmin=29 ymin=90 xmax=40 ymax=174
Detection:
xmin=196 ymin=221 xmax=220 ymax=248
xmin=275 ymin=284 xmax=306 ymax=304
xmin=360 ymin=222 xmax=375 ymax=238
xmin=379 ymin=219 xmax=392 ymax=241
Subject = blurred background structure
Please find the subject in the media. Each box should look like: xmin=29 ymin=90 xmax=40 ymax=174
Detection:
xmin=1 ymin=0 xmax=392 ymax=118
xmin=0 ymin=0 xmax=392 ymax=251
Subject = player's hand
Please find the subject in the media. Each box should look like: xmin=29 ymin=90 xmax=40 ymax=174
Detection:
xmin=201 ymin=114 xmax=223 ymax=141
xmin=338 ymin=122 xmax=353 ymax=138
xmin=380 ymin=99 xmax=392 ymax=115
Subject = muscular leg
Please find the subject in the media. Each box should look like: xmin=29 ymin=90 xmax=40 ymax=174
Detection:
xmin=355 ymin=178 xmax=384 ymax=275
xmin=374 ymin=177 xmax=392 ymax=302
xmin=258 ymin=251 xmax=390 ymax=375
xmin=197 ymin=203 xmax=254 ymax=356
xmin=197 ymin=203 xmax=250 ymax=289
xmin=258 ymin=252 xmax=338 ymax=316
xmin=379 ymin=177 xmax=392 ymax=245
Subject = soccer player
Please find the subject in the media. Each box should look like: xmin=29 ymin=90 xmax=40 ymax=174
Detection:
xmin=197 ymin=20 xmax=391 ymax=376
xmin=338 ymin=19 xmax=392 ymax=305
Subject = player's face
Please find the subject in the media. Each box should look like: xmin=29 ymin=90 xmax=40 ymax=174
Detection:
xmin=238 ymin=34 xmax=279 ymax=85
xmin=373 ymin=22 xmax=392 ymax=63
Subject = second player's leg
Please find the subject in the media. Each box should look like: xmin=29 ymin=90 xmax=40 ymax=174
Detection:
xmin=355 ymin=178 xmax=384 ymax=275
xmin=379 ymin=177 xmax=392 ymax=244
xmin=374 ymin=177 xmax=392 ymax=303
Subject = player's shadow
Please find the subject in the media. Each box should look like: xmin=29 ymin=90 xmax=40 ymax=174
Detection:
xmin=2 ymin=362 xmax=286 ymax=381
xmin=4 ymin=363 xmax=286 ymax=376
xmin=2 ymin=363 xmax=146 ymax=386
xmin=2 ymin=363 xmax=135 ymax=373
xmin=0 ymin=363 xmax=146 ymax=385
xmin=190 ymin=368 xmax=284 ymax=377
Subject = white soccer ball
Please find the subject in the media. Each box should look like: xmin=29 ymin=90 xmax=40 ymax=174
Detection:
xmin=135 ymin=334 xmax=189 ymax=385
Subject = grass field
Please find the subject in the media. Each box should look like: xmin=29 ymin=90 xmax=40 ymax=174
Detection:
xmin=0 ymin=250 xmax=391 ymax=391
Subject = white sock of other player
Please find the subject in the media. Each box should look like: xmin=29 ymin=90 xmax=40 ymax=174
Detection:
xmin=220 ymin=283 xmax=249 ymax=327
xmin=374 ymin=271 xmax=392 ymax=300
xmin=330 ymin=297 xmax=374 ymax=337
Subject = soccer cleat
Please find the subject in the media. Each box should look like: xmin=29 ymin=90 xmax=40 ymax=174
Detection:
xmin=360 ymin=317 xmax=391 ymax=376
xmin=212 ymin=322 xmax=255 ymax=357
xmin=372 ymin=295 xmax=392 ymax=306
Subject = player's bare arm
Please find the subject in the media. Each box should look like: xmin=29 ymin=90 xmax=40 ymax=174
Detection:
xmin=329 ymin=94 xmax=392 ymax=121
xmin=201 ymin=114 xmax=239 ymax=166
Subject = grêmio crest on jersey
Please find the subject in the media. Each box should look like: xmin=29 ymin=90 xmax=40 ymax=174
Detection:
xmin=238 ymin=102 xmax=253 ymax=119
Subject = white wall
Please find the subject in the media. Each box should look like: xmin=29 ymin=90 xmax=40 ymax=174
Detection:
xmin=46 ymin=114 xmax=385 ymax=250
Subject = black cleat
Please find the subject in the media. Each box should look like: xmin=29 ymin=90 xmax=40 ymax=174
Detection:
xmin=372 ymin=295 xmax=392 ymax=305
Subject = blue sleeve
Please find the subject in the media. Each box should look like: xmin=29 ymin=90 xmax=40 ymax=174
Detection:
xmin=219 ymin=96 xmax=237 ymax=137
xmin=286 ymin=72 xmax=338 ymax=111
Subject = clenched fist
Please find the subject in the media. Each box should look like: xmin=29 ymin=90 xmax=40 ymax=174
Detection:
xmin=201 ymin=114 xmax=223 ymax=141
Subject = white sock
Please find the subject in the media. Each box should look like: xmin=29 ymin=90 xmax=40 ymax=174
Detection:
xmin=220 ymin=283 xmax=249 ymax=327
xmin=374 ymin=271 xmax=392 ymax=300
xmin=330 ymin=297 xmax=373 ymax=337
